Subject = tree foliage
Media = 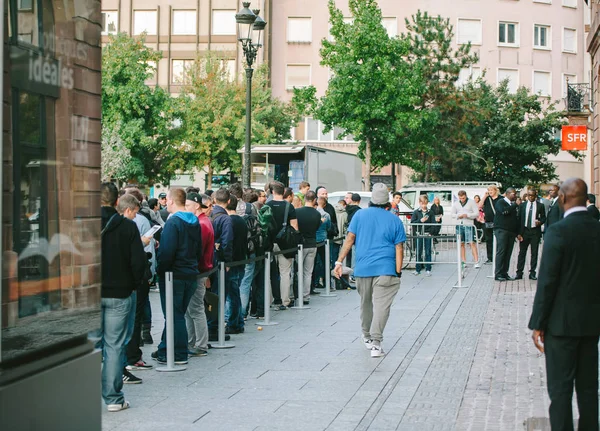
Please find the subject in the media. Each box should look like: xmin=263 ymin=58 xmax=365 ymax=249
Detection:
xmin=294 ymin=0 xmax=428 ymax=189
xmin=102 ymin=33 xmax=182 ymax=186
xmin=178 ymin=54 xmax=300 ymax=188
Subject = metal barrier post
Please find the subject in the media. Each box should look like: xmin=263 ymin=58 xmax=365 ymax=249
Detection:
xmin=321 ymin=239 xmax=337 ymax=297
xmin=212 ymin=262 xmax=234 ymax=349
xmin=292 ymin=244 xmax=310 ymax=309
xmin=156 ymin=272 xmax=186 ymax=372
xmin=257 ymin=252 xmax=278 ymax=326
xmin=454 ymin=233 xmax=463 ymax=288
xmin=487 ymin=234 xmax=497 ymax=279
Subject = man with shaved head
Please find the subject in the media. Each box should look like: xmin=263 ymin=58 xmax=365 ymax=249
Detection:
xmin=544 ymin=184 xmax=563 ymax=231
xmin=529 ymin=178 xmax=600 ymax=431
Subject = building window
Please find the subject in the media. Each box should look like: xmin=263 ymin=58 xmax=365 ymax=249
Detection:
xmin=382 ymin=17 xmax=398 ymax=37
xmin=562 ymin=74 xmax=576 ymax=98
xmin=287 ymin=17 xmax=312 ymax=43
xmin=212 ymin=10 xmax=236 ymax=35
xmin=534 ymin=0 xmax=551 ymax=3
xmin=498 ymin=22 xmax=518 ymax=46
xmin=305 ymin=118 xmax=354 ymax=141
xmin=563 ymin=0 xmax=577 ymax=7
xmin=172 ymin=10 xmax=196 ymax=35
xmin=534 ymin=25 xmax=550 ymax=49
xmin=457 ymin=19 xmax=482 ymax=45
xmin=15 ymin=0 xmax=39 ymax=45
xmin=456 ymin=66 xmax=482 ymax=87
xmin=533 ymin=71 xmax=552 ymax=97
xmin=172 ymin=59 xmax=194 ymax=84
xmin=133 ymin=10 xmax=157 ymax=35
xmin=286 ymin=64 xmax=311 ymax=89
xmin=101 ymin=11 xmax=118 ymax=35
xmin=563 ymin=28 xmax=577 ymax=53
xmin=221 ymin=59 xmax=236 ymax=81
xmin=497 ymin=68 xmax=519 ymax=93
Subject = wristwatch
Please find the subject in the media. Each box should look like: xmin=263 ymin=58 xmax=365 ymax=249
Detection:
xmin=335 ymin=261 xmax=343 ymax=267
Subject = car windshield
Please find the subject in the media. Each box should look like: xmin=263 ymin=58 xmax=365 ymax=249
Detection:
xmin=402 ymin=191 xmax=416 ymax=208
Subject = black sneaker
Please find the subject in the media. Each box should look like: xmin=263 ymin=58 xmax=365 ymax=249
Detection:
xmin=208 ymin=334 xmax=231 ymax=342
xmin=155 ymin=357 xmax=188 ymax=365
xmin=225 ymin=327 xmax=244 ymax=335
xmin=122 ymin=370 xmax=142 ymax=384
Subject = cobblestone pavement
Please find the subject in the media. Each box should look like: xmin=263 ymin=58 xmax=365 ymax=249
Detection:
xmin=102 ymin=249 xmax=557 ymax=431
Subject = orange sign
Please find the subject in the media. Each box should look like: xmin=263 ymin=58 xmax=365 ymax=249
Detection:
xmin=561 ymin=125 xmax=588 ymax=151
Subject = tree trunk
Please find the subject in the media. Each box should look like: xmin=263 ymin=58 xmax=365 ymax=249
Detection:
xmin=364 ymin=137 xmax=372 ymax=191
xmin=206 ymin=164 xmax=214 ymax=190
xmin=424 ymin=156 xmax=432 ymax=182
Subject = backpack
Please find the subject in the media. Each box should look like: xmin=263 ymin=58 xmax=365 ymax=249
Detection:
xmin=274 ymin=202 xmax=301 ymax=259
xmin=258 ymin=204 xmax=278 ymax=253
xmin=243 ymin=203 xmax=262 ymax=255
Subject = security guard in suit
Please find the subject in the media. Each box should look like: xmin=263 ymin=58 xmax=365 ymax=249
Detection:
xmin=544 ymin=184 xmax=563 ymax=230
xmin=529 ymin=178 xmax=600 ymax=431
xmin=516 ymin=189 xmax=546 ymax=280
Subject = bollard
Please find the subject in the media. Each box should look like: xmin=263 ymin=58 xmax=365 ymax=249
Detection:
xmin=292 ymin=244 xmax=310 ymax=309
xmin=156 ymin=272 xmax=186 ymax=372
xmin=212 ymin=262 xmax=234 ymax=349
xmin=487 ymin=234 xmax=497 ymax=279
xmin=256 ymin=252 xmax=278 ymax=326
xmin=321 ymin=239 xmax=337 ymax=297
xmin=454 ymin=233 xmax=463 ymax=288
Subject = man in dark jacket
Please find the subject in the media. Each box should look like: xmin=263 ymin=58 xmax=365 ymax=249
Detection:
xmin=544 ymin=184 xmax=563 ymax=231
xmin=482 ymin=185 xmax=500 ymax=263
xmin=154 ymin=187 xmax=202 ymax=364
xmin=493 ymin=187 xmax=519 ymax=281
xmin=100 ymin=183 xmax=146 ymax=412
xmin=515 ymin=189 xmax=546 ymax=280
xmin=225 ymin=195 xmax=248 ymax=334
xmin=529 ymin=178 xmax=600 ymax=431
xmin=345 ymin=193 xmax=362 ymax=226
xmin=208 ymin=188 xmax=235 ymax=340
xmin=586 ymin=193 xmax=600 ymax=221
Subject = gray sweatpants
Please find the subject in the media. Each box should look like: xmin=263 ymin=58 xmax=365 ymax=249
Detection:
xmin=356 ymin=276 xmax=401 ymax=344
xmin=184 ymin=276 xmax=209 ymax=350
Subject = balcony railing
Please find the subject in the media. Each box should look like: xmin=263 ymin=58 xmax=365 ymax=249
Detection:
xmin=565 ymin=82 xmax=592 ymax=113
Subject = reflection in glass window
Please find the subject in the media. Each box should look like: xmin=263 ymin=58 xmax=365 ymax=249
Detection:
xmin=102 ymin=11 xmax=119 ymax=35
xmin=17 ymin=0 xmax=39 ymax=45
xmin=134 ymin=10 xmax=157 ymax=35
xmin=172 ymin=59 xmax=194 ymax=84
xmin=306 ymin=118 xmax=318 ymax=140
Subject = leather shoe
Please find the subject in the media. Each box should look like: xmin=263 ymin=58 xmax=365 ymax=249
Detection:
xmin=529 ymin=275 xmax=538 ymax=280
xmin=505 ymin=276 xmax=515 ymax=281
xmin=208 ymin=334 xmax=231 ymax=342
xmin=514 ymin=275 xmax=523 ymax=280
xmin=495 ymin=277 xmax=507 ymax=282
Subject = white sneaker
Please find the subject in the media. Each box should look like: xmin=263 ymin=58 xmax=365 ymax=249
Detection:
xmin=474 ymin=263 xmax=482 ymax=269
xmin=412 ymin=270 xmax=421 ymax=276
xmin=371 ymin=345 xmax=385 ymax=358
xmin=107 ymin=401 xmax=130 ymax=412
xmin=362 ymin=337 xmax=373 ymax=350
xmin=425 ymin=271 xmax=432 ymax=277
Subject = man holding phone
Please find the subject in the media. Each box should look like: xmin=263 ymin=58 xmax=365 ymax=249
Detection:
xmin=411 ymin=195 xmax=435 ymax=276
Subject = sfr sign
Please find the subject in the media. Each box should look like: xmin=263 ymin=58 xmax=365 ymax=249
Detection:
xmin=561 ymin=125 xmax=588 ymax=151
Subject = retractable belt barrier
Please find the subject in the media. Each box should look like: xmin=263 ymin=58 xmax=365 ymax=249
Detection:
xmin=156 ymin=272 xmax=186 ymax=372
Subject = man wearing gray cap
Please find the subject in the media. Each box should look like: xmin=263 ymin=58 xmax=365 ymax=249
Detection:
xmin=334 ymin=183 xmax=406 ymax=358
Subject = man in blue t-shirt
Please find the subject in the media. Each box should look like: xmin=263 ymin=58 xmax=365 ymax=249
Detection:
xmin=334 ymin=183 xmax=406 ymax=358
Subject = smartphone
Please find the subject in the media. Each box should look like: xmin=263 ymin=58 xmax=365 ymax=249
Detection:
xmin=143 ymin=225 xmax=162 ymax=238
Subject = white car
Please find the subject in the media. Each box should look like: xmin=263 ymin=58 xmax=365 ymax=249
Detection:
xmin=328 ymin=191 xmax=413 ymax=213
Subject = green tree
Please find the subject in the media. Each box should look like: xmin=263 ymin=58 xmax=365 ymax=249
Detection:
xmin=178 ymin=54 xmax=299 ymax=188
xmin=401 ymin=11 xmax=481 ymax=181
xmin=294 ymin=0 xmax=428 ymax=189
xmin=102 ymin=33 xmax=180 ymax=185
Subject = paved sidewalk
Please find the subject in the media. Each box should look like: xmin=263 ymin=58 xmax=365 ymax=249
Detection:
xmin=102 ymin=253 xmax=554 ymax=431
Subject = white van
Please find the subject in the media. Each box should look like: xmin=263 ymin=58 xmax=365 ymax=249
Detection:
xmin=328 ymin=191 xmax=412 ymax=212
xmin=400 ymin=182 xmax=501 ymax=225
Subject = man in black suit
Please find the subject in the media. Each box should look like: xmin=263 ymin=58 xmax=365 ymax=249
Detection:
xmin=516 ymin=189 xmax=546 ymax=280
xmin=544 ymin=184 xmax=563 ymax=231
xmin=586 ymin=194 xmax=600 ymax=221
xmin=529 ymin=178 xmax=600 ymax=431
xmin=493 ymin=187 xmax=519 ymax=281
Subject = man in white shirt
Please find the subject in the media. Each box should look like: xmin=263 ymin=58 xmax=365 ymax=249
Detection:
xmin=451 ymin=190 xmax=481 ymax=268
xmin=516 ymin=189 xmax=546 ymax=280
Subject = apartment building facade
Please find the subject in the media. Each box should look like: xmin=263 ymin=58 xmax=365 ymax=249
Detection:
xmin=268 ymin=0 xmax=588 ymax=189
xmin=588 ymin=0 xmax=600 ymax=197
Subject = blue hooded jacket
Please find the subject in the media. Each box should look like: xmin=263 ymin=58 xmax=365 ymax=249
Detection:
xmin=157 ymin=211 xmax=202 ymax=279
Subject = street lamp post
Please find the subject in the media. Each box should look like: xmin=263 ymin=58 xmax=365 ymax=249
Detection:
xmin=236 ymin=2 xmax=266 ymax=188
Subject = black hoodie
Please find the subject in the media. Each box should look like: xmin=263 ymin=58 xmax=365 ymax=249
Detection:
xmin=101 ymin=206 xmax=147 ymax=299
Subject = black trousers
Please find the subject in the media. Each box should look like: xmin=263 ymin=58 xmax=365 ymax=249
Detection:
xmin=270 ymin=254 xmax=281 ymax=304
xmin=545 ymin=333 xmax=599 ymax=431
xmin=125 ymin=281 xmax=149 ymax=365
xmin=494 ymin=228 xmax=516 ymax=278
xmin=250 ymin=259 xmax=265 ymax=317
xmin=484 ymin=226 xmax=494 ymax=260
xmin=516 ymin=228 xmax=541 ymax=276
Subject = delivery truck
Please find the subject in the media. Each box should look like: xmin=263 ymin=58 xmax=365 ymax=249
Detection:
xmin=243 ymin=144 xmax=363 ymax=192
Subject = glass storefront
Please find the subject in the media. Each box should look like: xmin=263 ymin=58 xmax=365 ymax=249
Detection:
xmin=1 ymin=0 xmax=102 ymax=368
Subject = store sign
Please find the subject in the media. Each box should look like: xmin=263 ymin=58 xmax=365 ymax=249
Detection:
xmin=561 ymin=125 xmax=588 ymax=151
xmin=10 ymin=46 xmax=74 ymax=98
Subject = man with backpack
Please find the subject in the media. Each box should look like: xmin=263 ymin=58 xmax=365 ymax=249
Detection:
xmin=266 ymin=181 xmax=299 ymax=309
xmin=239 ymin=189 xmax=262 ymax=319
xmin=296 ymin=191 xmax=322 ymax=304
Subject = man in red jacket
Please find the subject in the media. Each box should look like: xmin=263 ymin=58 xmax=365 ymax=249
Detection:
xmin=185 ymin=192 xmax=215 ymax=356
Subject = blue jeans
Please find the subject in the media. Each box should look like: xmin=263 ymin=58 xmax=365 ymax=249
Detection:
xmin=157 ymin=278 xmax=196 ymax=361
xmin=239 ymin=254 xmax=255 ymax=318
xmin=226 ymin=266 xmax=244 ymax=331
xmin=100 ymin=294 xmax=135 ymax=405
xmin=415 ymin=237 xmax=432 ymax=272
